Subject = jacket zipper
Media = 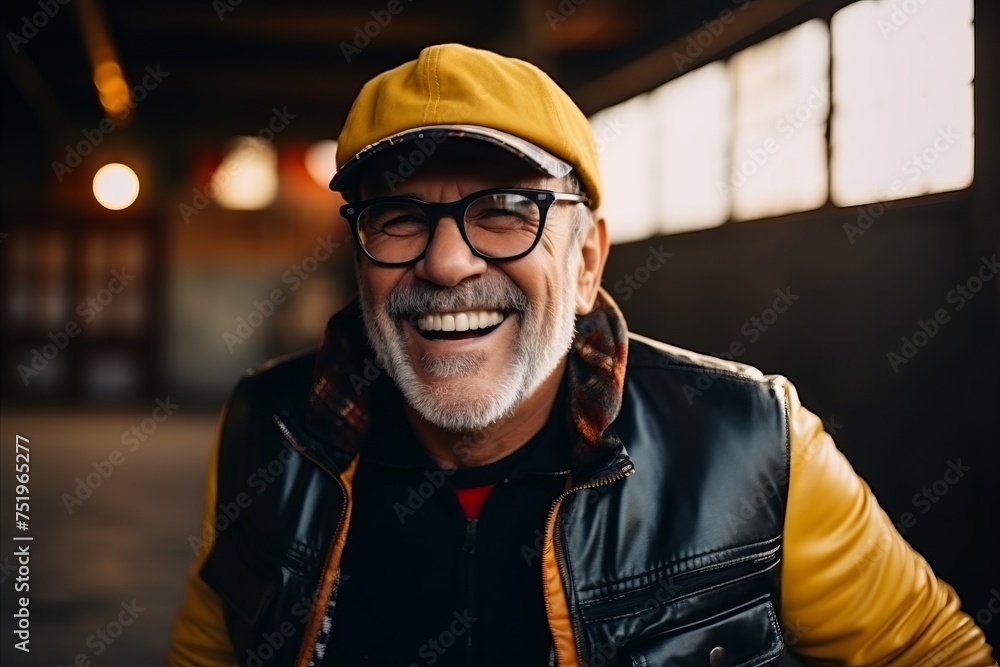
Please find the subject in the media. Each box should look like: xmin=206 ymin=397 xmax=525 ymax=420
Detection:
xmin=456 ymin=478 xmax=504 ymax=663
xmin=544 ymin=460 xmax=635 ymax=667
xmin=274 ymin=416 xmax=353 ymax=667
xmin=464 ymin=517 xmax=478 ymax=658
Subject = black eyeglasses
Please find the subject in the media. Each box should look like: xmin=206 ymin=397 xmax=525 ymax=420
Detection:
xmin=340 ymin=187 xmax=590 ymax=266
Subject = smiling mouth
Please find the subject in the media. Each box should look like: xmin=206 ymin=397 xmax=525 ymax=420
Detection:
xmin=412 ymin=309 xmax=507 ymax=340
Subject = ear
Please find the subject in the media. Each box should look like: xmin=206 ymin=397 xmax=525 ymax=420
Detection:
xmin=575 ymin=214 xmax=610 ymax=314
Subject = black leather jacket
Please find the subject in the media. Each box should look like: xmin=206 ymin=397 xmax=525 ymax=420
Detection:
xmin=199 ymin=297 xmax=789 ymax=667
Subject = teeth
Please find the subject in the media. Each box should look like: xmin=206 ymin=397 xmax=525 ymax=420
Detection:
xmin=416 ymin=310 xmax=505 ymax=332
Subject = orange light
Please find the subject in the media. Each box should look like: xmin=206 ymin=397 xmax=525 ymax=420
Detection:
xmin=94 ymin=60 xmax=130 ymax=117
xmin=305 ymin=140 xmax=339 ymax=188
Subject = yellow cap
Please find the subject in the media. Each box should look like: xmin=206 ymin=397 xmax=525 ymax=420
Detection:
xmin=330 ymin=43 xmax=601 ymax=208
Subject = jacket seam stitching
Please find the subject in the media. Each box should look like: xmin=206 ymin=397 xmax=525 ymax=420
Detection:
xmin=733 ymin=600 xmax=783 ymax=667
xmin=576 ymin=536 xmax=781 ymax=597
xmin=584 ymin=561 xmax=780 ymax=623
xmin=628 ymin=362 xmax=772 ymax=387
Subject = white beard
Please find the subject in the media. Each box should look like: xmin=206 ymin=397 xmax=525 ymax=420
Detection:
xmin=359 ymin=258 xmax=579 ymax=433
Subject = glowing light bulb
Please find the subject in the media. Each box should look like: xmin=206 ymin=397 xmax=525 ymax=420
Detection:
xmin=93 ymin=163 xmax=140 ymax=210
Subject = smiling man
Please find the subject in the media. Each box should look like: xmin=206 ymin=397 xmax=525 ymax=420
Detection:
xmin=169 ymin=44 xmax=995 ymax=667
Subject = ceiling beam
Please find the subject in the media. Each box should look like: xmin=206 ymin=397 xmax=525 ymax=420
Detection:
xmin=571 ymin=0 xmax=817 ymax=113
xmin=116 ymin=7 xmax=474 ymax=44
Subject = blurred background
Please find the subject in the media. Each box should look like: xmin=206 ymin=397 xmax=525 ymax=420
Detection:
xmin=1 ymin=0 xmax=997 ymax=664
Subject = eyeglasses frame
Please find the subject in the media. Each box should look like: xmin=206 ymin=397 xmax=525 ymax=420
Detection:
xmin=339 ymin=187 xmax=591 ymax=266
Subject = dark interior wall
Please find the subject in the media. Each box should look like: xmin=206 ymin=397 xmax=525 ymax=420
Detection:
xmin=602 ymin=197 xmax=1000 ymax=649
xmin=602 ymin=2 xmax=1000 ymax=654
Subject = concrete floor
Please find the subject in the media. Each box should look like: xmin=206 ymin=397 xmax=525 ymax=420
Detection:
xmin=0 ymin=408 xmax=220 ymax=667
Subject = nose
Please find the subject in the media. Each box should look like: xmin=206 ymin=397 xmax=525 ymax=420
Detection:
xmin=413 ymin=216 xmax=488 ymax=287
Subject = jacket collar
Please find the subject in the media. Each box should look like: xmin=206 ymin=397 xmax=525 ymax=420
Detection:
xmin=286 ymin=287 xmax=632 ymax=482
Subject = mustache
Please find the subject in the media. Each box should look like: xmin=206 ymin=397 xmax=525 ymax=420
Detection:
xmin=386 ymin=274 xmax=529 ymax=321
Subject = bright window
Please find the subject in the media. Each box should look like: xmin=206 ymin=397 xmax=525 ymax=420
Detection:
xmin=729 ymin=19 xmax=829 ymax=221
xmin=592 ymin=1 xmax=975 ymax=243
xmin=830 ymin=0 xmax=974 ymax=205
xmin=649 ymin=62 xmax=731 ymax=235
xmin=590 ymin=95 xmax=659 ymax=244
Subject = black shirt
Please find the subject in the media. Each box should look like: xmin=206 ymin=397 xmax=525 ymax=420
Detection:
xmin=326 ymin=379 xmax=571 ymax=666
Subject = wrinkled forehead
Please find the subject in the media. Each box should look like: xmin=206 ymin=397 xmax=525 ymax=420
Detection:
xmin=352 ymin=139 xmax=559 ymax=200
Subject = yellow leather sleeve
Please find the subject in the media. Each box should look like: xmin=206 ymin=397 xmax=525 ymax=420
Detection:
xmin=778 ymin=378 xmax=996 ymax=666
xmin=166 ymin=413 xmax=238 ymax=667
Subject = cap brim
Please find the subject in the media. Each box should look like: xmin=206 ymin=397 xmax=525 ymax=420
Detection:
xmin=328 ymin=124 xmax=573 ymax=192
